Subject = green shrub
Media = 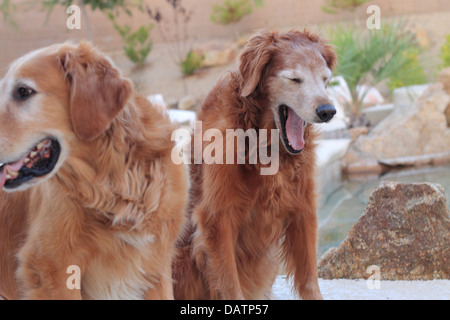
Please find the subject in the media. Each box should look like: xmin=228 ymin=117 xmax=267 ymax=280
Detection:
xmin=387 ymin=47 xmax=427 ymax=91
xmin=210 ymin=0 xmax=263 ymax=25
xmin=42 ymin=0 xmax=143 ymax=15
xmin=109 ymin=13 xmax=153 ymax=67
xmin=181 ymin=51 xmax=204 ymax=76
xmin=0 ymin=0 xmax=17 ymax=28
xmin=210 ymin=0 xmax=252 ymax=25
xmin=440 ymin=35 xmax=450 ymax=68
xmin=330 ymin=21 xmax=427 ymax=119
xmin=321 ymin=0 xmax=370 ymax=14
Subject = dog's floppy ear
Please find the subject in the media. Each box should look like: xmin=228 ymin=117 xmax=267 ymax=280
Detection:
xmin=320 ymin=42 xmax=337 ymax=71
xmin=239 ymin=32 xmax=277 ymax=97
xmin=59 ymin=42 xmax=132 ymax=141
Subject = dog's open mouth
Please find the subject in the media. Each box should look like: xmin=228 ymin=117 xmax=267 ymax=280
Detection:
xmin=0 ymin=138 xmax=61 ymax=190
xmin=279 ymin=105 xmax=306 ymax=154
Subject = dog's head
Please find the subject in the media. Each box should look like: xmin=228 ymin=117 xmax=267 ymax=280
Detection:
xmin=238 ymin=30 xmax=337 ymax=154
xmin=0 ymin=42 xmax=132 ymax=191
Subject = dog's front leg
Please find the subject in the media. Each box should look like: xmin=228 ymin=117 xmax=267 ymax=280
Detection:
xmin=283 ymin=208 xmax=323 ymax=300
xmin=145 ymin=261 xmax=174 ymax=300
xmin=16 ymin=241 xmax=83 ymax=300
xmin=197 ymin=206 xmax=244 ymax=300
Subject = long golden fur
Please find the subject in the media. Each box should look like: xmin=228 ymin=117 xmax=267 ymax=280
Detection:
xmin=172 ymin=30 xmax=336 ymax=300
xmin=0 ymin=42 xmax=188 ymax=299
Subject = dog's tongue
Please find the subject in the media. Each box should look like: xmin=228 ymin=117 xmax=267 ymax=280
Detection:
xmin=286 ymin=107 xmax=305 ymax=151
xmin=0 ymin=156 xmax=27 ymax=189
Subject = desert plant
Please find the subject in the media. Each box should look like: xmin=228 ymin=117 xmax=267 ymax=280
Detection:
xmin=45 ymin=1 xmax=147 ymax=66
xmin=386 ymin=47 xmax=427 ymax=91
xmin=147 ymin=0 xmax=195 ymax=78
xmin=330 ymin=21 xmax=427 ymax=123
xmin=210 ymin=0 xmax=263 ymax=38
xmin=0 ymin=0 xmax=17 ymax=28
xmin=1 ymin=1 xmax=144 ymax=40
xmin=181 ymin=51 xmax=205 ymax=76
xmin=210 ymin=0 xmax=252 ymax=25
xmin=42 ymin=0 xmax=143 ymax=15
xmin=440 ymin=35 xmax=450 ymax=69
xmin=322 ymin=0 xmax=370 ymax=14
xmin=109 ymin=13 xmax=153 ymax=67
xmin=210 ymin=0 xmax=264 ymax=25
xmin=43 ymin=0 xmax=144 ymax=39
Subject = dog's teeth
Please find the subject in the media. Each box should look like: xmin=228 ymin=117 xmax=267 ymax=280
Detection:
xmin=5 ymin=170 xmax=18 ymax=180
xmin=43 ymin=139 xmax=51 ymax=149
xmin=36 ymin=142 xmax=44 ymax=150
xmin=24 ymin=157 xmax=30 ymax=164
xmin=29 ymin=151 xmax=37 ymax=158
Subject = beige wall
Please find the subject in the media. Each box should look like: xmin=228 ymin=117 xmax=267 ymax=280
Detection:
xmin=1 ymin=0 xmax=450 ymax=72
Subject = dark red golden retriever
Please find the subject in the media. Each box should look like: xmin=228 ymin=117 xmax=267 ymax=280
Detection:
xmin=173 ymin=30 xmax=337 ymax=300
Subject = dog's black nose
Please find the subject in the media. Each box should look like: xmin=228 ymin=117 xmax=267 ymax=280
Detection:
xmin=316 ymin=104 xmax=336 ymax=122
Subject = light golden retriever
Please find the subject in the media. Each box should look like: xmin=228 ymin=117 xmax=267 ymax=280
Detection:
xmin=0 ymin=42 xmax=188 ymax=299
xmin=173 ymin=30 xmax=336 ymax=300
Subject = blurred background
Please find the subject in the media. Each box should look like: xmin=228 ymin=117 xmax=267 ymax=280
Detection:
xmin=1 ymin=0 xmax=450 ymax=258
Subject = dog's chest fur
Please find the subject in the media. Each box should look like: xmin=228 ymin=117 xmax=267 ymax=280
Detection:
xmin=82 ymin=231 xmax=156 ymax=300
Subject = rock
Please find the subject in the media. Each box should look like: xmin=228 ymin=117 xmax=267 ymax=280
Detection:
xmin=316 ymin=139 xmax=351 ymax=170
xmin=194 ymin=41 xmax=238 ymax=68
xmin=393 ymin=84 xmax=431 ymax=107
xmin=348 ymin=126 xmax=368 ymax=142
xmin=341 ymin=147 xmax=386 ymax=175
xmin=343 ymin=84 xmax=450 ymax=171
xmin=178 ymin=95 xmax=196 ymax=110
xmin=446 ymin=104 xmax=450 ymax=128
xmin=361 ymin=103 xmax=394 ymax=127
xmin=147 ymin=94 xmax=167 ymax=108
xmin=147 ymin=94 xmax=167 ymax=114
xmin=235 ymin=35 xmax=250 ymax=48
xmin=436 ymin=68 xmax=450 ymax=93
xmin=318 ymin=182 xmax=450 ymax=280
xmin=436 ymin=68 xmax=450 ymax=127
xmin=167 ymin=109 xmax=197 ymax=129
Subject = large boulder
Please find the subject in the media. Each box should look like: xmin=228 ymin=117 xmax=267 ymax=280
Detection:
xmin=193 ymin=41 xmax=238 ymax=68
xmin=318 ymin=182 xmax=450 ymax=280
xmin=436 ymin=68 xmax=450 ymax=127
xmin=343 ymin=84 xmax=450 ymax=173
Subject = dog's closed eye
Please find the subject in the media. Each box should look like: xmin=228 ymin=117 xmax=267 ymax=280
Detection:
xmin=13 ymin=84 xmax=36 ymax=101
xmin=289 ymin=78 xmax=303 ymax=84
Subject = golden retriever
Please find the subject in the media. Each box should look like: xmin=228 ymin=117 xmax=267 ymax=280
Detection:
xmin=172 ymin=30 xmax=336 ymax=300
xmin=0 ymin=42 xmax=188 ymax=299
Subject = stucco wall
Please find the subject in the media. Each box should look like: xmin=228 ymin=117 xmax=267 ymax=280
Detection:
xmin=1 ymin=0 xmax=450 ymax=71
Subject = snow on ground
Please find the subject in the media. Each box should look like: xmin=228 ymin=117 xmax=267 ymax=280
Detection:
xmin=272 ymin=275 xmax=450 ymax=300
